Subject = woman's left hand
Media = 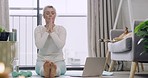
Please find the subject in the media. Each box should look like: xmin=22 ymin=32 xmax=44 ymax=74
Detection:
xmin=49 ymin=18 xmax=54 ymax=32
xmin=46 ymin=18 xmax=54 ymax=33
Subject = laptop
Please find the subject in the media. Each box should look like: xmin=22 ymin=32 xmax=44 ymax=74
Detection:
xmin=70 ymin=57 xmax=106 ymax=77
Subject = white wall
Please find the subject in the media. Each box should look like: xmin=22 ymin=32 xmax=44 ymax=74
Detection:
xmin=131 ymin=0 xmax=148 ymax=20
xmin=112 ymin=0 xmax=132 ymax=30
xmin=113 ymin=0 xmax=148 ymax=30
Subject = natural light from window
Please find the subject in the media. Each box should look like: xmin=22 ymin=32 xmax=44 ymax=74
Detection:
xmin=9 ymin=0 xmax=88 ymax=66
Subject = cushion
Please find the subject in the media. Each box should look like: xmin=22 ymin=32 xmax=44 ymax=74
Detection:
xmin=108 ymin=37 xmax=132 ymax=53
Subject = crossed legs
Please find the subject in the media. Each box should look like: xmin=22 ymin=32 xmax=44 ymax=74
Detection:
xmin=43 ymin=61 xmax=57 ymax=78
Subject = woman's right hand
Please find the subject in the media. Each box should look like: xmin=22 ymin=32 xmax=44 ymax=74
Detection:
xmin=46 ymin=18 xmax=54 ymax=33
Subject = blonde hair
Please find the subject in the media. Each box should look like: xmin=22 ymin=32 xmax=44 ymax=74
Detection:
xmin=43 ymin=5 xmax=56 ymax=15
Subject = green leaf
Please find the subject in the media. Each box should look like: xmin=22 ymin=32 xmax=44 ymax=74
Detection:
xmin=134 ymin=20 xmax=148 ymax=55
xmin=0 ymin=26 xmax=5 ymax=32
xmin=0 ymin=28 xmax=2 ymax=32
xmin=135 ymin=20 xmax=148 ymax=34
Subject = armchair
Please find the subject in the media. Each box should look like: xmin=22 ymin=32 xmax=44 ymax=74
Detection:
xmin=108 ymin=21 xmax=148 ymax=78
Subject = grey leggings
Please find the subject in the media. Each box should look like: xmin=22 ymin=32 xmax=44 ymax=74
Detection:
xmin=35 ymin=60 xmax=66 ymax=77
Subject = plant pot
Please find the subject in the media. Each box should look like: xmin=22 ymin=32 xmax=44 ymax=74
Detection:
xmin=0 ymin=32 xmax=10 ymax=41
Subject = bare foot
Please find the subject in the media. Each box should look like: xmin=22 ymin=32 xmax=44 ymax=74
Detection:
xmin=50 ymin=62 xmax=57 ymax=78
xmin=43 ymin=61 xmax=51 ymax=78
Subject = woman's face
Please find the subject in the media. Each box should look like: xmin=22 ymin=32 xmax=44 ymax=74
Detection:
xmin=43 ymin=7 xmax=56 ymax=23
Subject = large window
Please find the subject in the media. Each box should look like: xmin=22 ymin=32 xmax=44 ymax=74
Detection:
xmin=9 ymin=0 xmax=88 ymax=66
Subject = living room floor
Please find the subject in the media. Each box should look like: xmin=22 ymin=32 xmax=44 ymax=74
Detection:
xmin=9 ymin=70 xmax=148 ymax=78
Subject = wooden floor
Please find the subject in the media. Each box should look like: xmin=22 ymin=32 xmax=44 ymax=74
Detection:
xmin=9 ymin=70 xmax=148 ymax=78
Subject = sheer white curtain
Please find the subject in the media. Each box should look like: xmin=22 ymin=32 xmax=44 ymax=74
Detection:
xmin=87 ymin=0 xmax=114 ymax=57
xmin=0 ymin=0 xmax=9 ymax=31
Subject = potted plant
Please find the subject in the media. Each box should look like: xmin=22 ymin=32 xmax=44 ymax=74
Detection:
xmin=0 ymin=26 xmax=9 ymax=41
xmin=134 ymin=20 xmax=148 ymax=55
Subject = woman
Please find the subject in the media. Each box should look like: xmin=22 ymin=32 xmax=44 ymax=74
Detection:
xmin=34 ymin=5 xmax=67 ymax=78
